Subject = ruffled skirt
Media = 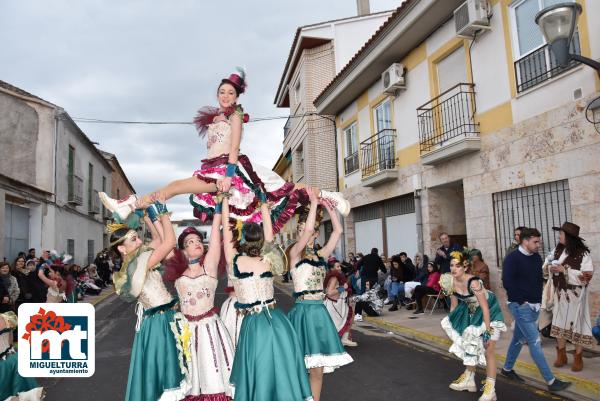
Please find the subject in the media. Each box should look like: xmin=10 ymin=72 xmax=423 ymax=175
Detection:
xmin=220 ymin=295 xmax=244 ymax=351
xmin=441 ymin=292 xmax=507 ymax=367
xmin=126 ymin=303 xmax=190 ymax=401
xmin=190 ymin=154 xmax=306 ymax=234
xmin=229 ymin=307 xmax=313 ymax=401
xmin=0 ymin=350 xmax=43 ymax=400
xmin=288 ymin=300 xmax=353 ymax=373
xmin=183 ymin=312 xmax=234 ymax=401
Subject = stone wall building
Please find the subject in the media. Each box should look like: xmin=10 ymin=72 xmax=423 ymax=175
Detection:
xmin=0 ymin=80 xmax=121 ymax=265
xmin=313 ymin=0 xmax=600 ymax=316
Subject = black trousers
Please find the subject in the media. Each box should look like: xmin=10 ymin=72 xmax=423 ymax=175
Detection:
xmin=413 ymin=285 xmax=437 ymax=310
xmin=355 ymin=301 xmax=378 ymax=316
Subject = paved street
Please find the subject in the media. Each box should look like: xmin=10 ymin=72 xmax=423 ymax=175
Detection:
xmin=41 ymin=282 xmax=571 ymax=401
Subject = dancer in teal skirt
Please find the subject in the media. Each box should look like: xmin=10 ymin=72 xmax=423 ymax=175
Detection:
xmin=110 ymin=202 xmax=190 ymax=401
xmin=287 ymin=189 xmax=352 ymax=401
xmin=0 ymin=311 xmax=44 ymax=401
xmin=440 ymin=250 xmax=506 ymax=401
xmin=223 ymin=196 xmax=313 ymax=401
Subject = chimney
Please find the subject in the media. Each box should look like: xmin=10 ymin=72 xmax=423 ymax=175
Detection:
xmin=357 ymin=0 xmax=370 ymax=16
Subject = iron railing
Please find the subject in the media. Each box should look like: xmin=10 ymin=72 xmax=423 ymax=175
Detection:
xmin=492 ymin=180 xmax=571 ymax=267
xmin=344 ymin=152 xmax=359 ymax=175
xmin=515 ymin=32 xmax=581 ymax=93
xmin=68 ymin=174 xmax=84 ymax=205
xmin=360 ymin=129 xmax=396 ymax=178
xmin=417 ymin=83 xmax=479 ymax=153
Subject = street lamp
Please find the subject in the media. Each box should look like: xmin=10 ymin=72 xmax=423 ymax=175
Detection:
xmin=535 ymin=2 xmax=600 ymax=76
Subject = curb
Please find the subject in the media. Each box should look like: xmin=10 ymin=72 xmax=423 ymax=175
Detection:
xmin=89 ymin=288 xmax=116 ymax=307
xmin=363 ymin=316 xmax=600 ymax=401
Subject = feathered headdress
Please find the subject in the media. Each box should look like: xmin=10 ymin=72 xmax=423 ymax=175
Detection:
xmin=45 ymin=250 xmax=73 ymax=267
xmin=222 ymin=66 xmax=248 ymax=94
xmin=450 ymin=247 xmax=475 ymax=266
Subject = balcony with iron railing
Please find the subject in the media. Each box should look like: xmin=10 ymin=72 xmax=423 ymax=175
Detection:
xmin=89 ymin=190 xmax=101 ymax=215
xmin=417 ymin=83 xmax=481 ymax=165
xmin=344 ymin=152 xmax=359 ymax=175
xmin=515 ymin=32 xmax=581 ymax=94
xmin=360 ymin=129 xmax=398 ymax=187
xmin=68 ymin=174 xmax=84 ymax=205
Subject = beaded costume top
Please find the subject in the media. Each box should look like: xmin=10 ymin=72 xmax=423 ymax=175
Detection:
xmin=175 ymin=273 xmax=217 ymax=316
xmin=291 ymin=256 xmax=326 ymax=300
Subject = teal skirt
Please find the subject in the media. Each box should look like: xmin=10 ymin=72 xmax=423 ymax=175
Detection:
xmin=288 ymin=300 xmax=353 ymax=373
xmin=230 ymin=307 xmax=313 ymax=401
xmin=125 ymin=301 xmax=188 ymax=401
xmin=0 ymin=351 xmax=40 ymax=400
xmin=441 ymin=292 xmax=508 ymax=366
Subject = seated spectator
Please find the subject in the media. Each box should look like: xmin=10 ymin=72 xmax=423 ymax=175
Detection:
xmin=404 ymin=255 xmax=430 ymax=305
xmin=0 ymin=262 xmax=19 ymax=312
xmin=413 ymin=262 xmax=441 ymax=314
xmin=469 ymin=249 xmax=490 ymax=290
xmin=78 ymin=265 xmax=103 ymax=295
xmin=87 ymin=264 xmax=106 ymax=288
xmin=386 ymin=256 xmax=406 ymax=312
xmin=352 ymin=281 xmax=383 ymax=321
xmin=350 ymin=269 xmax=362 ymax=295
xmin=399 ymin=252 xmax=416 ymax=282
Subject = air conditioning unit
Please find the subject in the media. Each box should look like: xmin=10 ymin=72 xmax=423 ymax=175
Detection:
xmin=382 ymin=63 xmax=406 ymax=94
xmin=454 ymin=0 xmax=490 ymax=38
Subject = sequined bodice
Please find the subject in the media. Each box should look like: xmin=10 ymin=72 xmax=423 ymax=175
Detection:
xmin=232 ymin=274 xmax=275 ymax=308
xmin=291 ymin=258 xmax=326 ymax=300
xmin=138 ymin=269 xmax=174 ymax=309
xmin=175 ymin=274 xmax=217 ymax=315
xmin=207 ymin=121 xmax=233 ymax=158
xmin=231 ymin=254 xmax=275 ymax=309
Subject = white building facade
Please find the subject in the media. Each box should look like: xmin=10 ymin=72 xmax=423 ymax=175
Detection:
xmin=314 ymin=0 xmax=600 ymax=314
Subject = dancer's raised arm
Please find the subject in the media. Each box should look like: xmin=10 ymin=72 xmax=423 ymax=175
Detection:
xmin=317 ymin=202 xmax=343 ymax=260
xmin=289 ymin=188 xmax=319 ymax=261
xmin=204 ymin=201 xmax=223 ymax=275
xmin=146 ymin=204 xmax=176 ymax=269
xmin=223 ymin=198 xmax=236 ymax=266
xmin=261 ymin=197 xmax=274 ymax=244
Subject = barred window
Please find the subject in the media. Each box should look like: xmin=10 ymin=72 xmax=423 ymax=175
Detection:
xmin=493 ymin=180 xmax=571 ymax=266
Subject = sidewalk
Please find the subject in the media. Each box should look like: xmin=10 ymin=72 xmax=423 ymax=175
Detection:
xmin=274 ymin=278 xmax=600 ymax=401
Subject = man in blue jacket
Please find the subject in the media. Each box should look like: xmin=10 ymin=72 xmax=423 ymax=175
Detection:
xmin=501 ymin=227 xmax=570 ymax=393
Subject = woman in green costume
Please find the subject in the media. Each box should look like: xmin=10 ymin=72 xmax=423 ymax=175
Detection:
xmin=223 ymin=196 xmax=313 ymax=401
xmin=440 ymin=250 xmax=506 ymax=401
xmin=0 ymin=311 xmax=44 ymax=401
xmin=287 ymin=188 xmax=352 ymax=401
xmin=110 ymin=202 xmax=190 ymax=401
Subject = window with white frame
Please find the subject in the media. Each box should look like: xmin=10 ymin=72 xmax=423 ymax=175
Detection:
xmin=374 ymin=99 xmax=392 ymax=133
xmin=343 ymin=123 xmax=359 ymax=174
xmin=294 ymin=144 xmax=305 ymax=180
xmin=510 ymin=0 xmax=581 ymax=92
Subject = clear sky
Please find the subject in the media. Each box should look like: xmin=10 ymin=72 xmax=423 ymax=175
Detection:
xmin=0 ymin=0 xmax=401 ymax=219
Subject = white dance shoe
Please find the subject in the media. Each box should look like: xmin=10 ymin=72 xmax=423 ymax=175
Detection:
xmin=99 ymin=192 xmax=137 ymax=221
xmin=449 ymin=371 xmax=477 ymax=392
xmin=319 ymin=190 xmax=350 ymax=216
xmin=478 ymin=379 xmax=497 ymax=401
xmin=341 ymin=332 xmax=358 ymax=347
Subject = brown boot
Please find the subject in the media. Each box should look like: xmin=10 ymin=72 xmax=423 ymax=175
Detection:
xmin=571 ymin=351 xmax=583 ymax=372
xmin=554 ymin=347 xmax=568 ymax=367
